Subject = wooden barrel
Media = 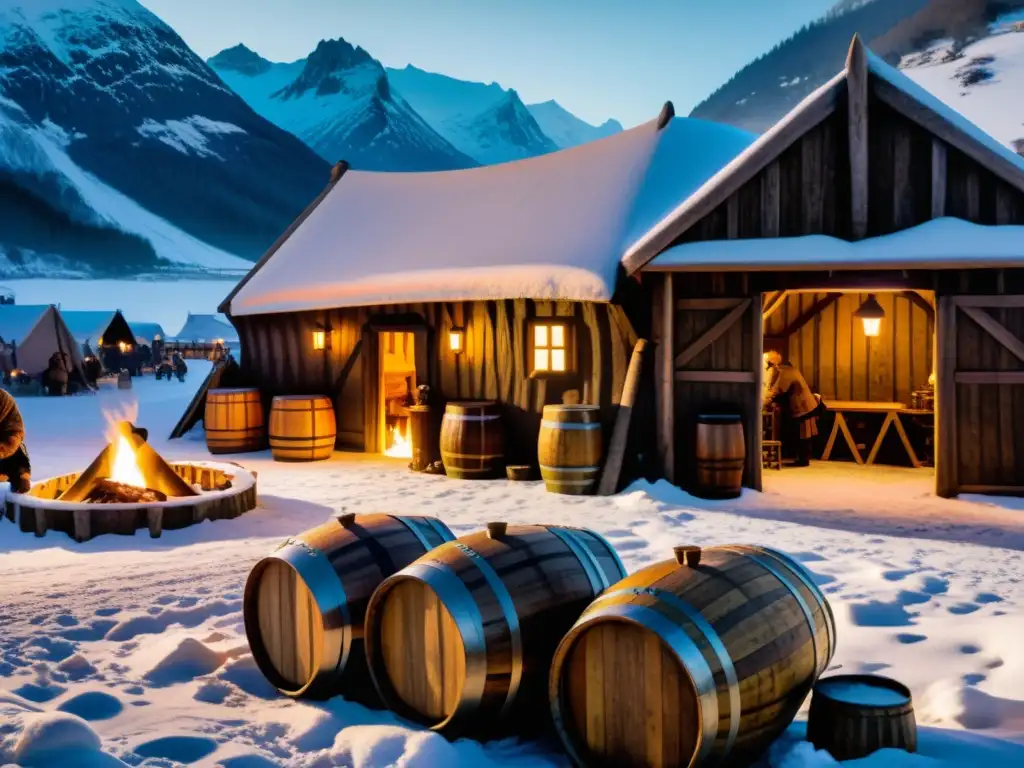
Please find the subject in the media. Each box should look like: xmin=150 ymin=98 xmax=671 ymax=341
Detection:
xmin=694 ymin=414 xmax=745 ymax=499
xmin=364 ymin=522 xmax=627 ymax=738
xmin=117 ymin=370 xmax=131 ymax=389
xmin=243 ymin=513 xmax=454 ymax=700
xmin=537 ymin=405 xmax=603 ymax=495
xmin=269 ymin=395 xmax=336 ymax=462
xmin=549 ymin=544 xmax=836 ymax=768
xmin=439 ymin=401 xmax=504 ymax=479
xmin=205 ymin=388 xmax=264 ymax=454
xmin=808 ymin=675 xmax=916 ymax=761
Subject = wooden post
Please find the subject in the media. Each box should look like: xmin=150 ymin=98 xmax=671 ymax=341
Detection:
xmin=847 ymin=35 xmax=869 ymax=240
xmin=147 ymin=507 xmax=163 ymax=538
xmin=931 ymin=140 xmax=947 ymax=219
xmin=749 ymin=294 xmax=764 ymax=492
xmin=657 ymin=275 xmax=676 ymax=484
xmin=936 ymin=296 xmax=958 ymax=497
xmin=598 ymin=339 xmax=649 ymax=496
xmin=73 ymin=509 xmax=91 ymax=543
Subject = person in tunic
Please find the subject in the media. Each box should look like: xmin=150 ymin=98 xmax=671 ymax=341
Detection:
xmin=764 ymin=350 xmax=819 ymax=467
xmin=0 ymin=388 xmax=31 ymax=492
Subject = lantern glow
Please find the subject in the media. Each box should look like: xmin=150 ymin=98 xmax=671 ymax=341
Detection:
xmin=449 ymin=327 xmax=464 ymax=353
xmin=854 ymin=294 xmax=885 ymax=338
xmin=312 ymin=330 xmax=326 ymax=350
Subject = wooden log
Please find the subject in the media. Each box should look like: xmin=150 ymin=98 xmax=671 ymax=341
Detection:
xmin=694 ymin=414 xmax=745 ymax=499
xmin=538 ymin=405 xmax=603 ymax=495
xmin=847 ymin=35 xmax=869 ymax=240
xmin=598 ymin=339 xmax=649 ymax=496
xmin=658 ymin=275 xmax=676 ymax=484
xmin=807 ymin=675 xmax=917 ymax=761
xmin=549 ymin=544 xmax=837 ymax=768
xmin=364 ymin=524 xmax=627 ymax=739
xmin=244 ymin=513 xmax=454 ymax=702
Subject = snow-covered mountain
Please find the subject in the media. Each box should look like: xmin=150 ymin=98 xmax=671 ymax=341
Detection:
xmin=691 ymin=0 xmax=1024 ymax=148
xmin=385 ymin=65 xmax=558 ymax=164
xmin=526 ymin=100 xmax=622 ymax=149
xmin=208 ymin=41 xmax=476 ymax=172
xmin=0 ymin=0 xmax=329 ymax=277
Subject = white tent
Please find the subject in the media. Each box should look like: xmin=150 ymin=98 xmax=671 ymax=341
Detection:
xmin=0 ymin=304 xmax=86 ymax=378
xmin=172 ymin=314 xmax=238 ymax=343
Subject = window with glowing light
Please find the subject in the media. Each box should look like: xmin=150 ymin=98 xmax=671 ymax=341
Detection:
xmin=312 ymin=330 xmax=326 ymax=350
xmin=528 ymin=321 xmax=574 ymax=375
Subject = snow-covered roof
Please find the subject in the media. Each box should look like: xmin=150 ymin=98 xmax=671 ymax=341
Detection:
xmin=226 ymin=115 xmax=754 ymax=316
xmin=130 ymin=322 xmax=166 ymax=345
xmin=172 ymin=313 xmax=237 ymax=343
xmin=61 ymin=310 xmax=120 ymax=344
xmin=624 ymin=38 xmax=1024 ymax=274
xmin=646 ymin=218 xmax=1024 ymax=271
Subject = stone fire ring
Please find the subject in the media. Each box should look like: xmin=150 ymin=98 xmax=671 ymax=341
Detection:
xmin=3 ymin=461 xmax=258 ymax=543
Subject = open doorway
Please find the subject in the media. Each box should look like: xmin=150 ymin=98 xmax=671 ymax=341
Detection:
xmin=379 ymin=331 xmax=415 ymax=458
xmin=761 ymin=289 xmax=935 ymax=476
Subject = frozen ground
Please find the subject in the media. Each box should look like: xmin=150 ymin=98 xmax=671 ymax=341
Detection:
xmin=1 ymin=363 xmax=1022 ymax=767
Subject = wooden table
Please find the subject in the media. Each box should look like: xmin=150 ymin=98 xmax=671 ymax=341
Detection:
xmin=821 ymin=400 xmax=922 ymax=468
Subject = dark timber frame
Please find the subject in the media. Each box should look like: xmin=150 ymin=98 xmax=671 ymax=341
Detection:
xmin=638 ymin=36 xmax=1024 ymax=498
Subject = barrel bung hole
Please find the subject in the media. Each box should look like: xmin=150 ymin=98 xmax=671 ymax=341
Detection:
xmin=561 ymin=622 xmax=701 ymax=768
xmin=250 ymin=560 xmax=324 ymax=691
xmin=377 ymin=579 xmax=467 ymax=723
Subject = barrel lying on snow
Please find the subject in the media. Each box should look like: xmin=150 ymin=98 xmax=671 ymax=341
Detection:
xmin=364 ymin=522 xmax=626 ymax=739
xmin=549 ymin=544 xmax=836 ymax=768
xmin=243 ymin=513 xmax=454 ymax=700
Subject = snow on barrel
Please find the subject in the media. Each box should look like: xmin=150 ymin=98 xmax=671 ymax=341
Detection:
xmin=243 ymin=513 xmax=454 ymax=701
xmin=808 ymin=674 xmax=917 ymax=761
xmin=363 ymin=522 xmax=626 ymax=739
xmin=549 ymin=544 xmax=836 ymax=767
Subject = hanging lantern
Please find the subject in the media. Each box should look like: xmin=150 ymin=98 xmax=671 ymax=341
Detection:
xmin=854 ymin=294 xmax=885 ymax=337
xmin=312 ymin=330 xmax=326 ymax=350
xmin=449 ymin=327 xmax=464 ymax=354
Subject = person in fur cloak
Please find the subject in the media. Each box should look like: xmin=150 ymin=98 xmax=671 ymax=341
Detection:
xmin=0 ymin=388 xmax=31 ymax=492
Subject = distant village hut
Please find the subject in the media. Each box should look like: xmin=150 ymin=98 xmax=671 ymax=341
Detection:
xmin=218 ymin=111 xmax=753 ymax=467
xmin=0 ymin=304 xmax=88 ymax=391
xmin=169 ymin=313 xmax=238 ymax=361
xmin=629 ymin=37 xmax=1024 ymax=498
xmin=62 ymin=310 xmax=140 ymax=375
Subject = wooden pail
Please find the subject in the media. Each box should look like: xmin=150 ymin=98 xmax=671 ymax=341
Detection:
xmin=269 ymin=395 xmax=336 ymax=462
xmin=117 ymin=370 xmax=132 ymax=389
xmin=694 ymin=414 xmax=745 ymax=498
xmin=808 ymin=674 xmax=917 ymax=761
xmin=439 ymin=401 xmax=504 ymax=479
xmin=549 ymin=544 xmax=836 ymax=768
xmin=537 ymin=405 xmax=603 ymax=495
xmin=243 ymin=513 xmax=454 ymax=700
xmin=364 ymin=523 xmax=626 ymax=739
xmin=204 ymin=388 xmax=264 ymax=454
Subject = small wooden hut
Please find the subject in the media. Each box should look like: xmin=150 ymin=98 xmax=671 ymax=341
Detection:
xmin=630 ymin=37 xmax=1024 ymax=498
xmin=218 ymin=112 xmax=754 ymax=465
xmin=62 ymin=310 xmax=140 ymax=374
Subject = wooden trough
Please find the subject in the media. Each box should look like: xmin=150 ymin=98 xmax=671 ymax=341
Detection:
xmin=3 ymin=461 xmax=258 ymax=542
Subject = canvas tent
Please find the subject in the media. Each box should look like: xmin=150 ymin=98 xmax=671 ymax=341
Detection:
xmin=62 ymin=310 xmax=136 ymax=348
xmin=172 ymin=314 xmax=238 ymax=343
xmin=0 ymin=304 xmax=86 ymax=379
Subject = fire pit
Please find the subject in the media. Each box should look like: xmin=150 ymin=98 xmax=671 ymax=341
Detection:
xmin=3 ymin=421 xmax=257 ymax=542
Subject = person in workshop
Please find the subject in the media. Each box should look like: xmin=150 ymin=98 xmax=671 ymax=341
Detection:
xmin=764 ymin=350 xmax=820 ymax=467
xmin=0 ymin=388 xmax=31 ymax=492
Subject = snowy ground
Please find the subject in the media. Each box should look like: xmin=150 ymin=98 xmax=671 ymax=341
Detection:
xmin=1 ymin=364 xmax=1023 ymax=767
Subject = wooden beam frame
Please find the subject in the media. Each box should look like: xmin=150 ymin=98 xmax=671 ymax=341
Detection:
xmin=750 ymin=292 xmax=764 ymax=492
xmin=931 ymin=140 xmax=947 ymax=218
xmin=954 ymin=295 xmax=1024 ymax=308
xmin=657 ymin=274 xmax=675 ymax=483
xmin=847 ymin=36 xmax=869 ymax=240
xmin=955 ymin=371 xmax=1024 ymax=385
xmin=779 ymin=293 xmax=840 ymax=338
xmin=675 ymin=299 xmax=752 ymax=368
xmin=901 ymin=290 xmax=935 ymax=319
xmin=676 ymin=298 xmax=744 ymax=311
xmin=959 ymin=306 xmax=1024 ymax=363
xmin=762 ymin=290 xmax=789 ymax=322
xmin=936 ymin=295 xmax=958 ymax=497
xmin=675 ymin=370 xmax=756 ymax=384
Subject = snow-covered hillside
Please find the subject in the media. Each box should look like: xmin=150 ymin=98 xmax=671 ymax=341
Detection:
xmin=526 ymin=100 xmax=622 ymax=149
xmin=386 ymin=65 xmax=558 ymax=164
xmin=0 ymin=0 xmax=328 ymax=276
xmin=209 ymin=42 xmax=477 ymax=172
xmin=899 ymin=14 xmax=1024 ymax=154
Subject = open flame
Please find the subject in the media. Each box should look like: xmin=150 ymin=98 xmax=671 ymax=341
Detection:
xmin=384 ymin=421 xmax=412 ymax=458
xmin=110 ymin=435 xmax=146 ymax=488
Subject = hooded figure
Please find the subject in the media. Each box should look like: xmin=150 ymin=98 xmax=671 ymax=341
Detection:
xmin=0 ymin=389 xmax=31 ymax=492
xmin=764 ymin=350 xmax=820 ymax=467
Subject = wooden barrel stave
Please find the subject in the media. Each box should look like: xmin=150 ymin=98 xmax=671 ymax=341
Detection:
xmin=549 ymin=544 xmax=836 ymax=767
xmin=537 ymin=405 xmax=603 ymax=495
xmin=439 ymin=401 xmax=504 ymax=479
xmin=364 ymin=524 xmax=626 ymax=739
xmin=205 ymin=388 xmax=264 ymax=454
xmin=694 ymin=415 xmax=745 ymax=499
xmin=269 ymin=395 xmax=336 ymax=462
xmin=243 ymin=513 xmax=454 ymax=700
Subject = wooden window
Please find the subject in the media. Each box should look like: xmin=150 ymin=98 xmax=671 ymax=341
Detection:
xmin=528 ymin=320 xmax=574 ymax=376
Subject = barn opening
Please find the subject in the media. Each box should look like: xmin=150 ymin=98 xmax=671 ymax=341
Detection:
xmin=762 ymin=288 xmax=936 ymax=474
xmin=380 ymin=331 xmax=416 ymax=458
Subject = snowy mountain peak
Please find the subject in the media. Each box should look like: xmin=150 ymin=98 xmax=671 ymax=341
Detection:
xmin=275 ymin=38 xmax=380 ymax=100
xmin=207 ymin=44 xmax=272 ymax=77
xmin=526 ymin=99 xmax=623 ymax=149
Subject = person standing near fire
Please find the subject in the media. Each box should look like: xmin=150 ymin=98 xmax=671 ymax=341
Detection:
xmin=0 ymin=388 xmax=31 ymax=492
xmin=764 ymin=350 xmax=820 ymax=467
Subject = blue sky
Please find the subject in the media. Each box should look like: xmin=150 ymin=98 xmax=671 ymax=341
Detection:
xmin=140 ymin=0 xmax=836 ymax=127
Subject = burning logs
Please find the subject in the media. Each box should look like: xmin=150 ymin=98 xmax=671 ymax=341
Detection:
xmin=82 ymin=479 xmax=167 ymax=504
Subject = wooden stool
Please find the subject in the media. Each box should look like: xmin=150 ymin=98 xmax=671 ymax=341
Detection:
xmin=762 ymin=440 xmax=782 ymax=470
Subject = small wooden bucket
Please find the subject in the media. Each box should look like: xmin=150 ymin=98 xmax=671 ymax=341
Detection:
xmin=506 ymin=465 xmax=533 ymax=481
xmin=268 ymin=395 xmax=336 ymax=462
xmin=694 ymin=414 xmax=745 ymax=499
xmin=808 ymin=674 xmax=917 ymax=761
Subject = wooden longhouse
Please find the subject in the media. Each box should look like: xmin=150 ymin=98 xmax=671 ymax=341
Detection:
xmin=217 ymin=111 xmax=753 ymax=468
xmin=630 ymin=36 xmax=1024 ymax=498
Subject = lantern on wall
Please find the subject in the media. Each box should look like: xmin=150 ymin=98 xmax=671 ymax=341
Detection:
xmin=313 ymin=321 xmax=332 ymax=351
xmin=449 ymin=327 xmax=464 ymax=354
xmin=854 ymin=294 xmax=885 ymax=337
